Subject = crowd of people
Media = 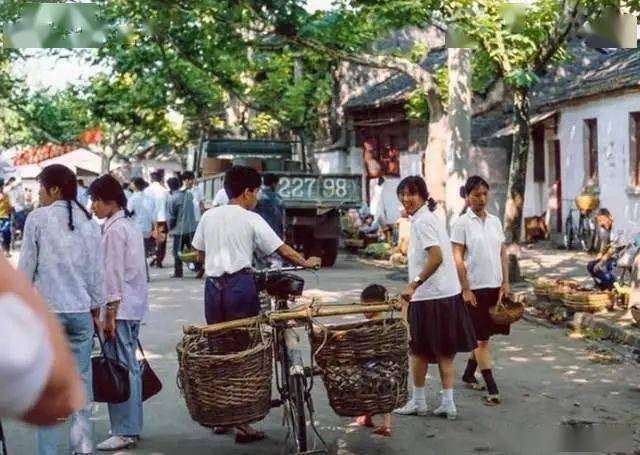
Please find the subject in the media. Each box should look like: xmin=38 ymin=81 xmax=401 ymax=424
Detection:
xmin=0 ymin=163 xmax=550 ymax=450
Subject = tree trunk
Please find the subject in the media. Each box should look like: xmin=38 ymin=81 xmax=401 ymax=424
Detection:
xmin=445 ymin=48 xmax=472 ymax=226
xmin=101 ymin=153 xmax=112 ymax=175
xmin=423 ymin=110 xmax=450 ymax=219
xmin=503 ymin=87 xmax=530 ymax=282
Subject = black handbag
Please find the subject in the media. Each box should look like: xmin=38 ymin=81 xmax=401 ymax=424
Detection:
xmin=91 ymin=334 xmax=130 ymax=404
xmin=137 ymin=340 xmax=162 ymax=401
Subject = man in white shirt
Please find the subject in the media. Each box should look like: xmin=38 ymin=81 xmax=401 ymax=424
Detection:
xmin=181 ymin=171 xmax=205 ymax=222
xmin=128 ymin=178 xmax=156 ymax=280
xmin=144 ymin=171 xmax=169 ymax=268
xmin=212 ymin=187 xmax=229 ymax=207
xmin=192 ymin=166 xmax=320 ymax=443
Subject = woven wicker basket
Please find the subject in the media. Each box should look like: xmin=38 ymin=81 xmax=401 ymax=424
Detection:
xmin=177 ymin=328 xmax=273 ymax=428
xmin=631 ymin=306 xmax=640 ymax=325
xmin=562 ymin=291 xmax=611 ymax=313
xmin=549 ymin=281 xmax=579 ymax=303
xmin=489 ymin=295 xmax=525 ymax=325
xmin=533 ymin=279 xmax=554 ymax=301
xmin=310 ymin=318 xmax=409 ymax=417
xmin=575 ymin=195 xmax=599 ymax=213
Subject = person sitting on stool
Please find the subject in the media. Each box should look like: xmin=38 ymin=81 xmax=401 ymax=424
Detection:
xmin=587 ymin=208 xmax=619 ymax=290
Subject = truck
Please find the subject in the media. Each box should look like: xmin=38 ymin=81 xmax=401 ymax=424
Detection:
xmin=193 ymin=139 xmax=362 ymax=267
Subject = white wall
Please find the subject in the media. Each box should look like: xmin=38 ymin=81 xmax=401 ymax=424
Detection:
xmin=556 ymin=92 xmax=640 ymax=235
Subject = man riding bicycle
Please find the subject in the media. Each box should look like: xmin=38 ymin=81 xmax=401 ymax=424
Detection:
xmin=191 ymin=165 xmax=320 ymax=443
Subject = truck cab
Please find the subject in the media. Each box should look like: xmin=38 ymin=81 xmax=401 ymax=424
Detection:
xmin=193 ymin=139 xmax=362 ymax=267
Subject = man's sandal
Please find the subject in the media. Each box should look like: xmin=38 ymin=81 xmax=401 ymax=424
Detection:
xmin=371 ymin=426 xmax=392 ymax=438
xmin=483 ymin=394 xmax=501 ymax=406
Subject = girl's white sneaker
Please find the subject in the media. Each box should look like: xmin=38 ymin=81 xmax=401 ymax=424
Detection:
xmin=433 ymin=403 xmax=457 ymax=420
xmin=96 ymin=436 xmax=137 ymax=451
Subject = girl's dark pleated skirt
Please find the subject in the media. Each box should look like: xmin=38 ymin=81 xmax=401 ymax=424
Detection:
xmin=468 ymin=287 xmax=511 ymax=341
xmin=408 ymin=293 xmax=478 ymax=363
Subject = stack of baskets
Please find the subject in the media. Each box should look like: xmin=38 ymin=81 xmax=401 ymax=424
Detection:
xmin=533 ymin=278 xmax=555 ymax=302
xmin=310 ymin=318 xmax=409 ymax=417
xmin=177 ymin=327 xmax=273 ymax=428
xmin=562 ymin=291 xmax=612 ymax=313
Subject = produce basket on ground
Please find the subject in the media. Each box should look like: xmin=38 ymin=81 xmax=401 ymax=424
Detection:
xmin=533 ymin=278 xmax=555 ymax=301
xmin=562 ymin=291 xmax=612 ymax=313
xmin=177 ymin=327 xmax=272 ymax=428
xmin=310 ymin=318 xmax=409 ymax=417
xmin=489 ymin=294 xmax=526 ymax=325
xmin=549 ymin=280 xmax=579 ymax=303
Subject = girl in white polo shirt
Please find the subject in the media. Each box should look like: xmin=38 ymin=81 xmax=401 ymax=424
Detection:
xmin=451 ymin=176 xmax=510 ymax=406
xmin=393 ymin=176 xmax=476 ymax=420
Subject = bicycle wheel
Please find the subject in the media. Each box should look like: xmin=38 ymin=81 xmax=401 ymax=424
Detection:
xmin=563 ymin=215 xmax=574 ymax=250
xmin=578 ymin=216 xmax=593 ymax=252
xmin=288 ymin=374 xmax=308 ymax=452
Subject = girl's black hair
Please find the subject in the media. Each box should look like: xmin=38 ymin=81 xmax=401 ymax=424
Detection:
xmin=460 ymin=175 xmax=490 ymax=199
xmin=396 ymin=176 xmax=437 ymax=212
xmin=38 ymin=164 xmax=91 ymax=231
xmin=88 ymin=175 xmax=132 ymax=217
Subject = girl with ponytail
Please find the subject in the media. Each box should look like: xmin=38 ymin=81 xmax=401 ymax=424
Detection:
xmin=18 ymin=164 xmax=104 ymax=455
xmin=393 ymin=176 xmax=477 ymax=420
xmin=87 ymin=175 xmax=149 ymax=451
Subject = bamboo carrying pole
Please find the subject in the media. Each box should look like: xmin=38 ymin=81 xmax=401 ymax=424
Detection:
xmin=183 ymin=300 xmax=404 ymax=335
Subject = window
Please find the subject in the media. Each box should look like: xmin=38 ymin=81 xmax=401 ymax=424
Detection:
xmin=630 ymin=112 xmax=640 ymax=187
xmin=584 ymin=118 xmax=598 ymax=180
xmin=532 ymin=124 xmax=545 ymax=182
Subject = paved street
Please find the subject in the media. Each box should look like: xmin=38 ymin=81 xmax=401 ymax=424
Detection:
xmin=6 ymin=253 xmax=640 ymax=454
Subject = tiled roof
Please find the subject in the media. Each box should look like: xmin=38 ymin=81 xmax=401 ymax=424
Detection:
xmin=344 ymin=41 xmax=640 ymax=116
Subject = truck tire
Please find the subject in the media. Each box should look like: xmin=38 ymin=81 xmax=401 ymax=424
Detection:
xmin=320 ymin=238 xmax=339 ymax=267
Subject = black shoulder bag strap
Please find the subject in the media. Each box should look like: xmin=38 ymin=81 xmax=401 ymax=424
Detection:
xmin=0 ymin=419 xmax=8 ymax=455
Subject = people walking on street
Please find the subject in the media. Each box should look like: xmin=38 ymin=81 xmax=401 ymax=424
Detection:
xmin=181 ymin=171 xmax=204 ymax=276
xmin=88 ymin=175 xmax=149 ymax=452
xmin=451 ymin=176 xmax=510 ymax=406
xmin=145 ymin=171 xmax=169 ymax=268
xmin=255 ymin=173 xmax=284 ymax=238
xmin=128 ymin=178 xmax=156 ymax=280
xmin=0 ymin=179 xmax=13 ymax=257
xmin=393 ymin=176 xmax=476 ymax=421
xmin=353 ymin=284 xmax=393 ymax=437
xmin=18 ymin=164 xmax=105 ymax=455
xmin=191 ymin=165 xmax=321 ymax=443
xmin=7 ymin=177 xmax=26 ymax=235
xmin=167 ymin=177 xmax=198 ymax=278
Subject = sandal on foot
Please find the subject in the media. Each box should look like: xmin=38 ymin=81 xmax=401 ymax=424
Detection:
xmin=371 ymin=426 xmax=392 ymax=438
xmin=483 ymin=394 xmax=501 ymax=406
xmin=352 ymin=415 xmax=375 ymax=428
xmin=212 ymin=426 xmax=231 ymax=434
xmin=235 ymin=430 xmax=266 ymax=444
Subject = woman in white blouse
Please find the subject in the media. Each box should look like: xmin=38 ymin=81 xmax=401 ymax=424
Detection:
xmin=451 ymin=176 xmax=510 ymax=406
xmin=88 ymin=175 xmax=149 ymax=451
xmin=393 ymin=176 xmax=476 ymax=421
xmin=19 ymin=164 xmax=105 ymax=455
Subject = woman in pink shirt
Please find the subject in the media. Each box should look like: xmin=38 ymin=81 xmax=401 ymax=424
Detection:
xmin=88 ymin=175 xmax=149 ymax=451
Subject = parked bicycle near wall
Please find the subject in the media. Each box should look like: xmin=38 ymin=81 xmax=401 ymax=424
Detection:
xmin=563 ymin=199 xmax=596 ymax=252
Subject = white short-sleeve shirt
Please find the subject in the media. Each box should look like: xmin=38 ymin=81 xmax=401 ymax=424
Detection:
xmin=212 ymin=188 xmax=229 ymax=207
xmin=0 ymin=293 xmax=53 ymax=418
xmin=408 ymin=205 xmax=461 ymax=301
xmin=451 ymin=211 xmax=505 ymax=290
xmin=189 ymin=187 xmax=205 ymax=221
xmin=192 ymin=204 xmax=284 ymax=277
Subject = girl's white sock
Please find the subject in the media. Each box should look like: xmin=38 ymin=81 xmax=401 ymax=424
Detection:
xmin=413 ymin=386 xmax=426 ymax=403
xmin=441 ymin=388 xmax=454 ymax=405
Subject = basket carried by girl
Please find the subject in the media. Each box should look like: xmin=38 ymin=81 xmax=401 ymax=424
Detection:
xmin=310 ymin=318 xmax=409 ymax=417
xmin=177 ymin=327 xmax=273 ymax=428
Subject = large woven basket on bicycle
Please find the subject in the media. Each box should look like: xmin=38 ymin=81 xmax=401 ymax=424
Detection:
xmin=489 ymin=295 xmax=526 ymax=325
xmin=562 ymin=291 xmax=612 ymax=313
xmin=177 ymin=327 xmax=273 ymax=428
xmin=575 ymin=194 xmax=599 ymax=214
xmin=310 ymin=318 xmax=409 ymax=417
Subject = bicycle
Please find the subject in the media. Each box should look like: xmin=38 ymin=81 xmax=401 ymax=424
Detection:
xmin=563 ymin=203 xmax=596 ymax=252
xmin=254 ymin=266 xmax=328 ymax=455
